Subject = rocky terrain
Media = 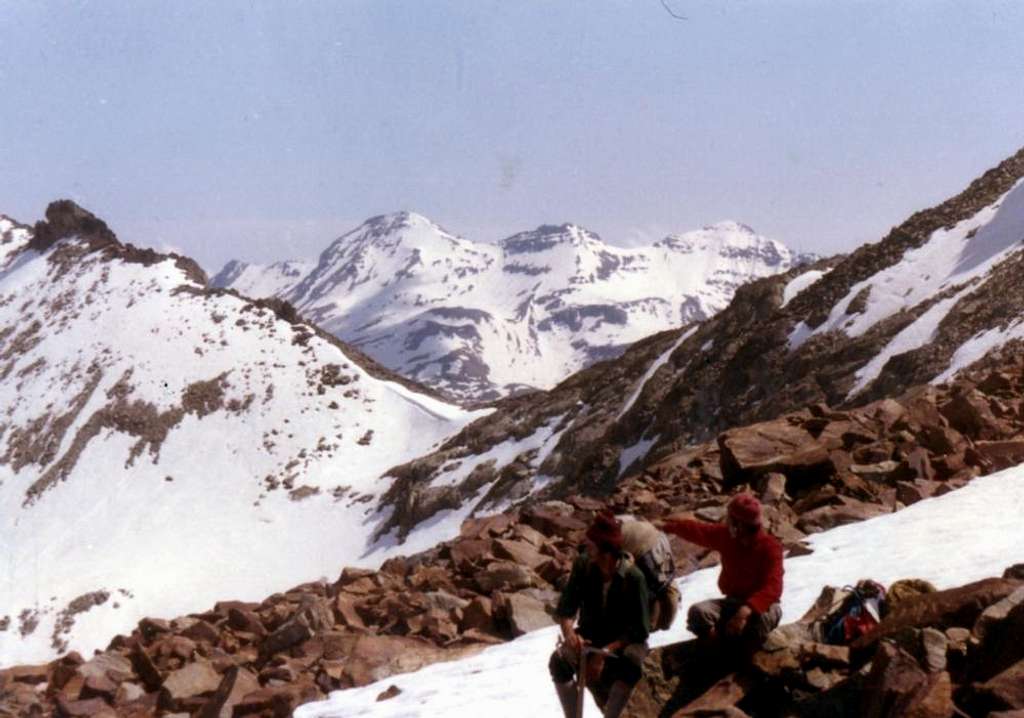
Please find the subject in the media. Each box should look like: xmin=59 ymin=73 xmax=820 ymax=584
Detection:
xmin=213 ymin=214 xmax=811 ymax=402
xmin=625 ymin=566 xmax=1024 ymax=717
xmin=375 ymin=147 xmax=1024 ymax=540
xmin=3 ymin=334 xmax=1022 ymax=717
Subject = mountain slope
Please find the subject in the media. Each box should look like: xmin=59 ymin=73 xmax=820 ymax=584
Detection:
xmin=372 ymin=146 xmax=1024 ymax=537
xmin=0 ymin=202 xmax=480 ymax=664
xmin=213 ymin=214 xmax=811 ymax=401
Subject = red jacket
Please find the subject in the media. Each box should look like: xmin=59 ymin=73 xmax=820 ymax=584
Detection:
xmin=664 ymin=519 xmax=783 ymax=614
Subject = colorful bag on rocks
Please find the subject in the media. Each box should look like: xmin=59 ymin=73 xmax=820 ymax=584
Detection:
xmin=815 ymin=579 xmax=887 ymax=645
xmin=621 ymin=518 xmax=679 ymax=631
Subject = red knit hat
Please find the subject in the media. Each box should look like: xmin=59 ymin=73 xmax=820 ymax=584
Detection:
xmin=728 ymin=493 xmax=763 ymax=527
xmin=586 ymin=510 xmax=623 ymax=552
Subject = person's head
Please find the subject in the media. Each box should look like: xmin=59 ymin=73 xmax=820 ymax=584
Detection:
xmin=585 ymin=510 xmax=623 ymax=578
xmin=726 ymin=493 xmax=763 ymax=546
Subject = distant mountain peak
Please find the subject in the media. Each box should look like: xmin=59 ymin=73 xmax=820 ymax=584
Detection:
xmin=703 ymin=220 xmax=756 ymax=234
xmin=498 ymin=223 xmax=604 ymax=255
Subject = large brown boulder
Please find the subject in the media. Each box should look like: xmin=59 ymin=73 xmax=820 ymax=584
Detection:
xmin=969 ymin=585 xmax=1024 ymax=682
xmin=862 ymin=642 xmax=930 ymax=718
xmin=718 ymin=420 xmax=832 ymax=487
xmin=494 ymin=592 xmax=554 ymax=636
xmin=158 ymin=660 xmax=221 ymax=712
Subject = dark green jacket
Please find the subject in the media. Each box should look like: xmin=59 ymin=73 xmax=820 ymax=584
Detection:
xmin=554 ymin=551 xmax=651 ymax=647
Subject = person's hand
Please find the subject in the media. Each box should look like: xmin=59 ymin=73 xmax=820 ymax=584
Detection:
xmin=725 ymin=605 xmax=752 ymax=637
xmin=563 ymin=627 xmax=583 ymax=655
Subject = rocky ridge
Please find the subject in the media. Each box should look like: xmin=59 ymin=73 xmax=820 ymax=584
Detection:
xmin=3 ymin=337 xmax=1022 ymax=717
xmin=375 ymin=147 xmax=1024 ymax=539
xmin=213 ymin=213 xmax=811 ymax=402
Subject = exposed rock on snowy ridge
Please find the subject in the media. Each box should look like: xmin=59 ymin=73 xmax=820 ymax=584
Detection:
xmin=375 ymin=146 xmax=1024 ymax=537
xmin=213 ymin=213 xmax=811 ymax=402
xmin=0 ymin=202 xmax=480 ymax=666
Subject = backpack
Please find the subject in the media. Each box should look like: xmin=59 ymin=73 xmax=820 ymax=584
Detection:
xmin=815 ymin=579 xmax=887 ymax=645
xmin=621 ymin=519 xmax=680 ymax=631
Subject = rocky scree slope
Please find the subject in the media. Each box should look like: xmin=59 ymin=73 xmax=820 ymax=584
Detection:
xmin=213 ymin=214 xmax=810 ymax=402
xmin=2 ymin=342 xmax=1024 ymax=717
xmin=0 ymin=202 xmax=479 ymax=666
xmin=375 ymin=146 xmax=1024 ymax=539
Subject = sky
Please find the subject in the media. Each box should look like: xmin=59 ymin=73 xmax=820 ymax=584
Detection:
xmin=2 ymin=1 xmax=1024 ymax=273
xmin=295 ymin=466 xmax=1024 ymax=717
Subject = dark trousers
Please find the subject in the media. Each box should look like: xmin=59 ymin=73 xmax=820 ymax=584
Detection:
xmin=549 ymin=641 xmax=646 ymax=706
xmin=687 ymin=597 xmax=782 ymax=648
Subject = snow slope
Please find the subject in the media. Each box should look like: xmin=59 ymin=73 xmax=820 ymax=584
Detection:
xmin=788 ymin=177 xmax=1024 ymax=398
xmin=0 ymin=211 xmax=482 ymax=665
xmin=297 ymin=466 xmax=1024 ymax=718
xmin=214 ymin=214 xmax=810 ymax=401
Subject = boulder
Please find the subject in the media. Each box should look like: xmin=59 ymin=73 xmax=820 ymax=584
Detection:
xmin=448 ymin=538 xmax=492 ymax=570
xmin=333 ymin=594 xmax=367 ymax=631
xmin=718 ymin=420 xmax=832 ymax=486
xmin=226 ymin=608 xmax=266 ymax=637
xmin=54 ymin=697 xmax=118 ymax=718
xmin=158 ymin=661 xmax=221 ymax=711
xmin=969 ymin=585 xmax=1024 ymax=682
xmin=862 ymin=642 xmax=930 ymax=718
xmin=970 ymin=657 xmax=1024 ymax=713
xmin=459 ymin=596 xmax=496 ymax=633
xmin=972 ymin=440 xmax=1024 ymax=471
xmin=940 ymin=390 xmax=1003 ymax=439
xmin=493 ymin=538 xmax=548 ymax=569
xmin=79 ymin=674 xmax=118 ymax=703
xmin=128 ymin=642 xmax=163 ymax=691
xmin=475 ymin=561 xmax=542 ymax=593
xmin=3 ymin=664 xmax=49 ymax=685
xmin=905 ymin=671 xmax=956 ymax=718
xmin=520 ymin=505 xmax=587 ymax=538
xmin=796 ymin=496 xmax=889 ymax=534
xmin=196 ymin=666 xmax=259 ymax=718
xmin=459 ymin=513 xmax=515 ymax=540
xmin=77 ymin=652 xmax=132 ymax=682
xmin=495 ymin=592 xmax=554 ymax=636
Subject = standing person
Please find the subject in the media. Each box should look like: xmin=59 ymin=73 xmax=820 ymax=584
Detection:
xmin=549 ymin=511 xmax=651 ymax=718
xmin=660 ymin=494 xmax=783 ymax=657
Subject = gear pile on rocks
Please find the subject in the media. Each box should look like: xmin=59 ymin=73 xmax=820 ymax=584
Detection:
xmin=2 ymin=351 xmax=1023 ymax=716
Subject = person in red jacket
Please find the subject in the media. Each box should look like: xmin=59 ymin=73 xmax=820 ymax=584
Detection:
xmin=660 ymin=493 xmax=783 ymax=654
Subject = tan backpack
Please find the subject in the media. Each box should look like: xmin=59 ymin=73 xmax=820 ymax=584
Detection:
xmin=621 ymin=519 xmax=680 ymax=631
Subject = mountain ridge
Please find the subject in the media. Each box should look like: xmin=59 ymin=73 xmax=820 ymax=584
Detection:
xmin=214 ymin=215 xmax=811 ymax=402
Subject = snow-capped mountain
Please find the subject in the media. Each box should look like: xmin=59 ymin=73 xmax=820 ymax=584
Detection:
xmin=213 ymin=214 xmax=811 ymax=401
xmin=0 ymin=203 xmax=480 ymax=665
xmin=209 ymin=257 xmax=314 ymax=299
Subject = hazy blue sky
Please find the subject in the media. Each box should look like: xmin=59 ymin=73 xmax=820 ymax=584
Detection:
xmin=2 ymin=1 xmax=1023 ymax=272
